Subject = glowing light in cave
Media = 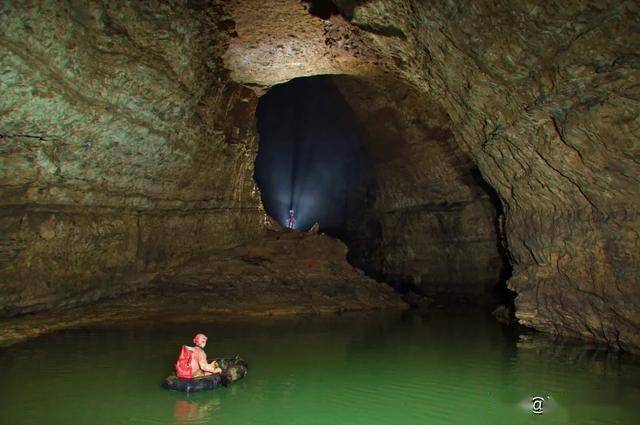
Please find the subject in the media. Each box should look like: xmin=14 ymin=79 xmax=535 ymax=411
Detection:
xmin=254 ymin=76 xmax=369 ymax=235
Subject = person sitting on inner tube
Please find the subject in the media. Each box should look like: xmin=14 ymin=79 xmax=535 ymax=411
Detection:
xmin=176 ymin=333 xmax=222 ymax=378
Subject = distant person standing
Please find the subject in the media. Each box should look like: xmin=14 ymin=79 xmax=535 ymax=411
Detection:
xmin=287 ymin=209 xmax=296 ymax=229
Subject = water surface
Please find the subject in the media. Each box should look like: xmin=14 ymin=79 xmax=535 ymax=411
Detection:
xmin=1 ymin=311 xmax=638 ymax=424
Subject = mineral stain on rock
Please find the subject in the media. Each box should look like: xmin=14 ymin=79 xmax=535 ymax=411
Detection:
xmin=0 ymin=0 xmax=639 ymax=354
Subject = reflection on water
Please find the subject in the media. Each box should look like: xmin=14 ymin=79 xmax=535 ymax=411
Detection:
xmin=0 ymin=311 xmax=638 ymax=425
xmin=173 ymin=398 xmax=219 ymax=425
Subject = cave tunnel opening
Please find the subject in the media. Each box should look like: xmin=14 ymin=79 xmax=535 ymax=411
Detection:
xmin=254 ymin=74 xmax=515 ymax=310
xmin=254 ymin=75 xmax=370 ymax=238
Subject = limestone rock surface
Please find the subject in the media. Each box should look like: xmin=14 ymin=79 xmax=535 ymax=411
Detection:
xmin=153 ymin=230 xmax=406 ymax=311
xmin=0 ymin=1 xmax=266 ymax=314
xmin=332 ymin=76 xmax=505 ymax=300
xmin=1 ymin=0 xmax=639 ymax=354
xmin=325 ymin=0 xmax=640 ymax=351
xmin=0 ymin=230 xmax=407 ymax=347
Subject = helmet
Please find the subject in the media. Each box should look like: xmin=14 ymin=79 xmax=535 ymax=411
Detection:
xmin=193 ymin=333 xmax=207 ymax=346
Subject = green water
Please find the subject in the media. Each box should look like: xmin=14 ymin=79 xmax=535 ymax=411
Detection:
xmin=1 ymin=311 xmax=639 ymax=425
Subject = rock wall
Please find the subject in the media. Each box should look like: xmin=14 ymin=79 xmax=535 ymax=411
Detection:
xmin=0 ymin=230 xmax=406 ymax=347
xmin=154 ymin=230 xmax=405 ymax=312
xmin=0 ymin=1 xmax=266 ymax=314
xmin=331 ymin=76 xmax=504 ymax=300
xmin=324 ymin=0 xmax=639 ymax=351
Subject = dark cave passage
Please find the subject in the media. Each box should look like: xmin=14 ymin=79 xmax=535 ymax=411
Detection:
xmin=254 ymin=75 xmax=512 ymax=307
xmin=254 ymin=75 xmax=370 ymax=237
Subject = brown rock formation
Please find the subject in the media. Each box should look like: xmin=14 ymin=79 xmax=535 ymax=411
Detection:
xmin=0 ymin=230 xmax=405 ymax=347
xmin=331 ymin=76 xmax=505 ymax=300
xmin=154 ymin=230 xmax=405 ymax=312
xmin=1 ymin=1 xmax=638 ymax=353
xmin=319 ymin=0 xmax=639 ymax=351
xmin=0 ymin=1 xmax=266 ymax=314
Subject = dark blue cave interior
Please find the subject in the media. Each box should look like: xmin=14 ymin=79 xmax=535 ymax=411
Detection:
xmin=254 ymin=76 xmax=370 ymax=235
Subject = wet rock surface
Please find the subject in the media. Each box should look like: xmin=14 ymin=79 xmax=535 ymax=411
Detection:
xmin=1 ymin=1 xmax=639 ymax=353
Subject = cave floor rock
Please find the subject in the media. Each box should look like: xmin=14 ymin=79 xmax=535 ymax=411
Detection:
xmin=0 ymin=230 xmax=407 ymax=347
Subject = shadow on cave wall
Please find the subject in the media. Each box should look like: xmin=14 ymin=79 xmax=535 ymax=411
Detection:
xmin=303 ymin=0 xmax=407 ymax=39
xmin=303 ymin=0 xmax=373 ymax=20
xmin=304 ymin=0 xmax=340 ymax=19
xmin=470 ymin=168 xmax=516 ymax=309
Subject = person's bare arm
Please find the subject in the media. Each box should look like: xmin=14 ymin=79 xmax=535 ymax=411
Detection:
xmin=196 ymin=349 xmax=221 ymax=373
xmin=198 ymin=358 xmax=218 ymax=372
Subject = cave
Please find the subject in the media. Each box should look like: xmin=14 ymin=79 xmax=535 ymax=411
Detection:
xmin=0 ymin=1 xmax=639 ymax=423
xmin=254 ymin=74 xmax=513 ymax=306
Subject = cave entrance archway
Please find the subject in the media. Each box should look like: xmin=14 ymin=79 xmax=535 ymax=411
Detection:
xmin=254 ymin=75 xmax=370 ymax=237
xmin=253 ymin=73 xmax=513 ymax=306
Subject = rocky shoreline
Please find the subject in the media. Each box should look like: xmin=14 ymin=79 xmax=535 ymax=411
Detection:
xmin=0 ymin=231 xmax=407 ymax=347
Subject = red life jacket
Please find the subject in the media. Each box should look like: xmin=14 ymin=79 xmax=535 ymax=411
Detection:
xmin=175 ymin=345 xmax=194 ymax=379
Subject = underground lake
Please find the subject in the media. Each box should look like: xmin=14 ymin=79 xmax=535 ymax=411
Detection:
xmin=1 ymin=311 xmax=639 ymax=425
